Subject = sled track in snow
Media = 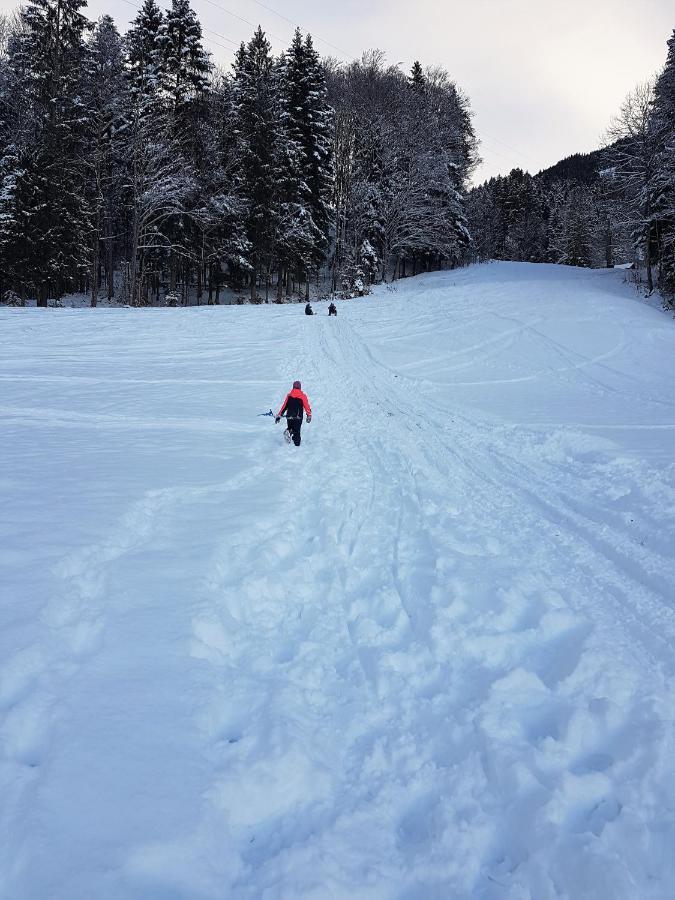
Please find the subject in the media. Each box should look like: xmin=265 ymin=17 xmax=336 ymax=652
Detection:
xmin=254 ymin=310 xmax=675 ymax=896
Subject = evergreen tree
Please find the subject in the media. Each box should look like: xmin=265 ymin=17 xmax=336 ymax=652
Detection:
xmin=273 ymin=48 xmax=315 ymax=300
xmin=465 ymin=180 xmax=500 ymax=262
xmin=301 ymin=34 xmax=334 ymax=276
xmin=233 ymin=28 xmax=282 ymax=301
xmin=162 ymin=0 xmax=210 ymax=115
xmin=565 ymin=186 xmax=595 ymax=267
xmin=161 ymin=0 xmax=212 ymax=303
xmin=409 ymin=60 xmax=425 ymax=91
xmin=651 ymin=29 xmax=675 ymax=298
xmin=0 ymin=0 xmax=91 ymax=304
xmin=279 ymin=30 xmax=334 ymax=297
xmin=197 ymin=73 xmax=249 ymax=303
xmin=82 ymin=16 xmax=128 ymax=305
xmin=123 ymin=0 xmax=201 ymax=305
xmin=125 ymin=0 xmax=165 ymax=106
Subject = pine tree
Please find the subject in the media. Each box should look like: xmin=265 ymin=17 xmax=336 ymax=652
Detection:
xmin=278 ymin=29 xmax=334 ymax=297
xmin=565 ymin=186 xmax=595 ymax=267
xmin=0 ymin=0 xmax=91 ymax=303
xmin=409 ymin=60 xmax=425 ymax=91
xmin=465 ymin=181 xmax=500 ymax=262
xmin=651 ymin=29 xmax=675 ymax=298
xmin=198 ymin=73 xmax=249 ymax=303
xmin=273 ymin=49 xmax=314 ymax=300
xmin=162 ymin=0 xmax=210 ymax=116
xmin=125 ymin=0 xmax=165 ymax=107
xmin=300 ymin=34 xmax=334 ymax=280
xmin=163 ymin=0 xmax=212 ymax=302
xmin=123 ymin=0 xmax=199 ymax=305
xmin=233 ymin=28 xmax=282 ymax=301
xmin=82 ymin=16 xmax=127 ymax=305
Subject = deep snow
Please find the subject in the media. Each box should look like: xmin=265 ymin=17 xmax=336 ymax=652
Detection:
xmin=1 ymin=261 xmax=675 ymax=899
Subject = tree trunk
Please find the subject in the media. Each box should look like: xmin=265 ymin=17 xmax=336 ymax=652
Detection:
xmin=250 ymin=259 xmax=257 ymax=302
xmin=136 ymin=256 xmax=144 ymax=307
xmin=106 ymin=238 xmax=114 ymax=302
xmin=129 ymin=214 xmax=140 ymax=307
xmin=645 ymin=217 xmax=654 ymax=293
xmin=605 ymin=220 xmax=613 ymax=268
xmin=90 ymin=214 xmax=100 ymax=307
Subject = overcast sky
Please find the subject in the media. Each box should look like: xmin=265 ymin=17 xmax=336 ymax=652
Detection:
xmin=4 ymin=0 xmax=673 ymax=182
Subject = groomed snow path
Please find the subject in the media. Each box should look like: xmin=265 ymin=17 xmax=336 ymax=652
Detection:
xmin=2 ymin=262 xmax=675 ymax=899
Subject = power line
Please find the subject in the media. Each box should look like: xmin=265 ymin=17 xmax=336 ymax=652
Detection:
xmin=480 ymin=129 xmax=537 ymax=165
xmin=480 ymin=143 xmax=526 ymax=165
xmin=202 ymin=35 xmax=236 ymax=56
xmin=236 ymin=0 xmax=356 ymax=60
xmin=194 ymin=0 xmax=295 ymax=51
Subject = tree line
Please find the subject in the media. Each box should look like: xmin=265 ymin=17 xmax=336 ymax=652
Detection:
xmin=0 ymin=0 xmax=477 ymax=306
xmin=467 ymin=29 xmax=675 ymax=304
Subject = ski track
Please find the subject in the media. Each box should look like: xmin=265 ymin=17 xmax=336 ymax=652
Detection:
xmin=2 ymin=262 xmax=675 ymax=898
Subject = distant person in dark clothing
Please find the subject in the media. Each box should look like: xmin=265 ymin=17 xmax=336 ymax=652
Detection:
xmin=305 ymin=302 xmax=314 ymax=315
xmin=276 ymin=381 xmax=312 ymax=446
xmin=328 ymin=302 xmax=337 ymax=316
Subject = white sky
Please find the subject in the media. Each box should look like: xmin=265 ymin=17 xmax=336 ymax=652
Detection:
xmin=3 ymin=0 xmax=673 ymax=183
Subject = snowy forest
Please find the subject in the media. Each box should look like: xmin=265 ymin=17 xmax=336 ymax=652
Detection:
xmin=0 ymin=0 xmax=476 ymax=306
xmin=0 ymin=1 xmax=673 ymax=308
xmin=466 ymin=32 xmax=675 ymax=301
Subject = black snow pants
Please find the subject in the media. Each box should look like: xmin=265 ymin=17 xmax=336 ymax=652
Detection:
xmin=287 ymin=416 xmax=302 ymax=446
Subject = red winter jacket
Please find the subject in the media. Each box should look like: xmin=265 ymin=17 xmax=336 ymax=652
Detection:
xmin=277 ymin=388 xmax=312 ymax=420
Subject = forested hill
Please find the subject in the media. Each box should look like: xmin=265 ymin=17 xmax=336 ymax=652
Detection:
xmin=536 ymin=147 xmax=608 ymax=185
xmin=467 ymin=28 xmax=675 ymax=303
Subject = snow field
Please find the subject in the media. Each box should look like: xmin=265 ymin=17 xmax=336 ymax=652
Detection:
xmin=1 ymin=261 xmax=675 ymax=898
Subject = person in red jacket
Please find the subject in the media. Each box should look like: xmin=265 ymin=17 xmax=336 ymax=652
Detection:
xmin=276 ymin=380 xmax=312 ymax=446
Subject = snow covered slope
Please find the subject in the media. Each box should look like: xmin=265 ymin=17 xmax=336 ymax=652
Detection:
xmin=1 ymin=261 xmax=674 ymax=899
